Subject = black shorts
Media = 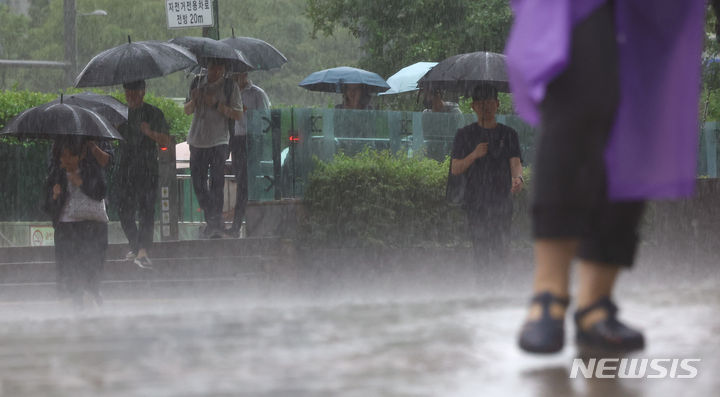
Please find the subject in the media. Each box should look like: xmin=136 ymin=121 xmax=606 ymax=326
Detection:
xmin=532 ymin=4 xmax=645 ymax=267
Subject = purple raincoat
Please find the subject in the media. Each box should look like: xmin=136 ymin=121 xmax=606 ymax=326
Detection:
xmin=506 ymin=0 xmax=706 ymax=200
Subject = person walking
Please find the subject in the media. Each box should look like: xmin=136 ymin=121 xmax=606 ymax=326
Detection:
xmin=226 ymin=72 xmax=270 ymax=237
xmin=115 ymin=80 xmax=170 ymax=269
xmin=451 ymin=85 xmax=524 ymax=267
xmin=44 ymin=137 xmax=110 ymax=309
xmin=506 ymin=0 xmax=707 ymax=353
xmin=184 ymin=58 xmax=243 ymax=238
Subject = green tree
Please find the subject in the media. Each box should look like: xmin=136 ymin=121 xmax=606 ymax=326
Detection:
xmin=305 ymin=0 xmax=513 ymax=78
xmin=1 ymin=0 xmax=365 ymax=108
xmin=702 ymin=4 xmax=720 ymax=121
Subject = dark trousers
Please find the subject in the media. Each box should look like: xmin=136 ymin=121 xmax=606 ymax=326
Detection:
xmin=117 ymin=180 xmax=157 ymax=253
xmin=54 ymin=221 xmax=108 ymax=298
xmin=533 ymin=4 xmax=645 ymax=267
xmin=467 ymin=201 xmax=513 ymax=266
xmin=229 ymin=135 xmax=248 ymax=231
xmin=190 ymin=144 xmax=227 ymax=229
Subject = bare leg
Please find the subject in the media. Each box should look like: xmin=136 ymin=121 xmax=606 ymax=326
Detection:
xmin=527 ymin=239 xmax=578 ymax=320
xmin=575 ymin=261 xmax=620 ymax=329
xmin=518 ymin=238 xmax=578 ymax=353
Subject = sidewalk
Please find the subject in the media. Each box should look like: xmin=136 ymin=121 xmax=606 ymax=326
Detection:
xmin=0 ymin=243 xmax=716 ymax=396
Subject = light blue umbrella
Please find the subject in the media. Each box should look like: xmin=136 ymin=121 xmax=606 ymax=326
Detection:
xmin=378 ymin=62 xmax=438 ymax=96
xmin=299 ymin=66 xmax=390 ymax=93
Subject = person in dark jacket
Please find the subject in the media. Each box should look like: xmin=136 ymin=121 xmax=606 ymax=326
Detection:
xmin=43 ymin=137 xmax=110 ymax=309
xmin=115 ymin=80 xmax=170 ymax=268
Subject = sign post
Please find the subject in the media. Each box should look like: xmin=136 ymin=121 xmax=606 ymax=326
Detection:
xmin=30 ymin=226 xmax=54 ymax=246
xmin=165 ymin=0 xmax=214 ymax=29
xmin=202 ymin=0 xmax=220 ymax=40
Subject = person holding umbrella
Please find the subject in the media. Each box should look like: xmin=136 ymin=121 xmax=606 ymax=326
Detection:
xmin=336 ymin=83 xmax=373 ymax=110
xmin=450 ymin=85 xmax=524 ymax=268
xmin=422 ymin=88 xmax=461 ymax=114
xmin=1 ymin=100 xmax=123 ymax=309
xmin=114 ymin=80 xmax=170 ymax=268
xmin=44 ymin=136 xmax=110 ymax=310
xmin=299 ymin=66 xmax=389 ymax=109
xmin=184 ymin=58 xmax=243 ymax=238
xmin=226 ymin=72 xmax=270 ymax=237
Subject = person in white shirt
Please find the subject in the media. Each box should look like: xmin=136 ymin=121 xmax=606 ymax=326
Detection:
xmin=184 ymin=58 xmax=243 ymax=238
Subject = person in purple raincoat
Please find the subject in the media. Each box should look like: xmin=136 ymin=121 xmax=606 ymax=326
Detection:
xmin=505 ymin=0 xmax=707 ymax=353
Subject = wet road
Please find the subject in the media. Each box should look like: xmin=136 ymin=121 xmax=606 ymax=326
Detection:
xmin=0 ymin=250 xmax=718 ymax=397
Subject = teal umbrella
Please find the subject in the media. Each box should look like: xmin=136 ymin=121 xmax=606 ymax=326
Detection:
xmin=378 ymin=62 xmax=437 ymax=95
xmin=299 ymin=66 xmax=390 ymax=93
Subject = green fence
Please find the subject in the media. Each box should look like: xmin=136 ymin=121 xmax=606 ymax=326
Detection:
xmin=2 ymin=108 xmax=719 ymax=223
xmin=0 ymin=140 xmax=52 ymax=221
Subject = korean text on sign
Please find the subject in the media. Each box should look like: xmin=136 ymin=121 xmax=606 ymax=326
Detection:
xmin=166 ymin=0 xmax=213 ymax=29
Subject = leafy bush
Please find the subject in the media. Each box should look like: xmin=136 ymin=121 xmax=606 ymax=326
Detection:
xmin=0 ymin=88 xmax=191 ymax=142
xmin=302 ymin=149 xmax=467 ymax=248
xmin=0 ymin=89 xmax=56 ymax=129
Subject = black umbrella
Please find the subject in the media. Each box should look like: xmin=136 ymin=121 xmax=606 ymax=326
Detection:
xmin=46 ymin=92 xmax=128 ymax=126
xmin=0 ymin=102 xmax=123 ymax=141
xmin=221 ymin=30 xmax=287 ymax=71
xmin=75 ymin=37 xmax=197 ymax=88
xmin=417 ymin=51 xmax=509 ymax=93
xmin=170 ymin=36 xmax=254 ymax=72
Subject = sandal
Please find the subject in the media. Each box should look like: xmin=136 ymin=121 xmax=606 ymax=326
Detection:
xmin=518 ymin=291 xmax=570 ymax=353
xmin=574 ymin=296 xmax=645 ymax=352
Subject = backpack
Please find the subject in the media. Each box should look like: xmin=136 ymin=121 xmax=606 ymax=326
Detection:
xmin=190 ymin=75 xmax=237 ymax=135
xmin=445 ymin=161 xmax=467 ymax=206
xmin=445 ymin=128 xmax=468 ymax=206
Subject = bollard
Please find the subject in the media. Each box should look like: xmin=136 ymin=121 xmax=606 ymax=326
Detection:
xmin=270 ymin=109 xmax=282 ymax=200
xmin=158 ymin=137 xmax=179 ymax=241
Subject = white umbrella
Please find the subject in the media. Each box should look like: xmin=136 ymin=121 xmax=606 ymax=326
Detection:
xmin=176 ymin=141 xmax=233 ymax=169
xmin=378 ymin=62 xmax=437 ymax=95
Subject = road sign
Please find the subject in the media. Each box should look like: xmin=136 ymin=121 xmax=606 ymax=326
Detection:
xmin=166 ymin=0 xmax=214 ymax=29
xmin=30 ymin=226 xmax=54 ymax=246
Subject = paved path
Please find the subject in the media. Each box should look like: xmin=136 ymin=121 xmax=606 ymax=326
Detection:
xmin=0 ymin=243 xmax=717 ymax=396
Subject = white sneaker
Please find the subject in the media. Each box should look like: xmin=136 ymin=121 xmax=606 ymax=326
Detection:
xmin=125 ymin=250 xmax=138 ymax=260
xmin=134 ymin=256 xmax=153 ymax=270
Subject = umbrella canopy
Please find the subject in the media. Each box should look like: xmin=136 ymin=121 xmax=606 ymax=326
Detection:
xmin=220 ymin=35 xmax=287 ymax=71
xmin=378 ymin=62 xmax=438 ymax=96
xmin=0 ymin=102 xmax=123 ymax=141
xmin=299 ymin=66 xmax=390 ymax=93
xmin=417 ymin=51 xmax=509 ymax=93
xmin=170 ymin=36 xmax=253 ymax=72
xmin=46 ymin=92 xmax=128 ymax=126
xmin=75 ymin=38 xmax=197 ymax=88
